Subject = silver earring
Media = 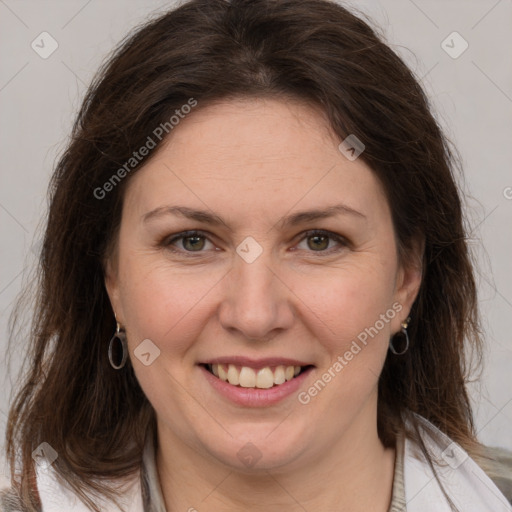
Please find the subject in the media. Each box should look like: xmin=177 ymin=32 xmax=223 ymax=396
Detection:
xmin=389 ymin=317 xmax=410 ymax=355
xmin=108 ymin=322 xmax=128 ymax=369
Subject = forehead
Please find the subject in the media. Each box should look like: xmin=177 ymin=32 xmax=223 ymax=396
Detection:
xmin=122 ymin=97 xmax=390 ymax=230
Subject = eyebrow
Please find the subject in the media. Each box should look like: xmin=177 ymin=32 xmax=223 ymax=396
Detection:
xmin=142 ymin=203 xmax=366 ymax=230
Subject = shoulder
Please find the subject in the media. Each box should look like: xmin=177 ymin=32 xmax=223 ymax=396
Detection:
xmin=404 ymin=413 xmax=512 ymax=507
xmin=479 ymin=445 xmax=512 ymax=505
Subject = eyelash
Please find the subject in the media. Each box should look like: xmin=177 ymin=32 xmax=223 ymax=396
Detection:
xmin=163 ymin=229 xmax=348 ymax=257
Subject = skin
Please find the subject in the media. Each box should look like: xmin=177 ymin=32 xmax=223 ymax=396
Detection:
xmin=105 ymin=97 xmax=423 ymax=512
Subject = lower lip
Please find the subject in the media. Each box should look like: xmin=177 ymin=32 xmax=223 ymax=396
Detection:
xmin=199 ymin=365 xmax=314 ymax=407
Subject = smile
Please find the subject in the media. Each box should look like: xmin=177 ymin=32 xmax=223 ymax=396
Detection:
xmin=204 ymin=363 xmax=313 ymax=389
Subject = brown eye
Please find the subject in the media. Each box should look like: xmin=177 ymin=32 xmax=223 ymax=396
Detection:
xmin=182 ymin=235 xmax=206 ymax=251
xmin=307 ymin=234 xmax=330 ymax=251
xmin=296 ymin=229 xmax=347 ymax=254
xmin=165 ymin=230 xmax=214 ymax=253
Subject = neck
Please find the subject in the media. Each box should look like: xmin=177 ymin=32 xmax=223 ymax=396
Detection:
xmin=156 ymin=402 xmax=395 ymax=512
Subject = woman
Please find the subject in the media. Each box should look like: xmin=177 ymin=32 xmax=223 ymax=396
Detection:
xmin=2 ymin=0 xmax=511 ymax=511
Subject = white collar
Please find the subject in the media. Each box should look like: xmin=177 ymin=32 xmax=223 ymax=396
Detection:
xmin=36 ymin=467 xmax=142 ymax=512
xmin=36 ymin=414 xmax=511 ymax=511
xmin=403 ymin=413 xmax=511 ymax=511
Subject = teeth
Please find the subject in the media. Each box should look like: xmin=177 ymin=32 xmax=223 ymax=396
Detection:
xmin=274 ymin=366 xmax=286 ymax=385
xmin=239 ymin=367 xmax=256 ymax=387
xmin=218 ymin=364 xmax=228 ymax=381
xmin=256 ymin=367 xmax=274 ymax=389
xmin=210 ymin=364 xmax=305 ymax=389
xmin=227 ymin=364 xmax=240 ymax=385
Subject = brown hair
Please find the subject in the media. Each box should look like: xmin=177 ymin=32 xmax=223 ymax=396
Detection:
xmin=5 ymin=0 xmax=484 ymax=510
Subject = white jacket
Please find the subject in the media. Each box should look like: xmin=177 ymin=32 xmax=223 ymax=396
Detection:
xmin=2 ymin=414 xmax=512 ymax=511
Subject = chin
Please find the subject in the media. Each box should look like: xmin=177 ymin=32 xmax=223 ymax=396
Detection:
xmin=200 ymin=427 xmax=307 ymax=472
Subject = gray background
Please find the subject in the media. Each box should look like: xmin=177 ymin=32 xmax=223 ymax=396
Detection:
xmin=1 ymin=0 xmax=511 ymax=487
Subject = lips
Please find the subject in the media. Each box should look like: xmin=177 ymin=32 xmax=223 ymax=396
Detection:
xmin=199 ymin=363 xmax=315 ymax=407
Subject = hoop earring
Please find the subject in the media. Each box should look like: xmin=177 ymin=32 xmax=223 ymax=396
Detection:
xmin=108 ymin=322 xmax=128 ymax=369
xmin=389 ymin=317 xmax=410 ymax=355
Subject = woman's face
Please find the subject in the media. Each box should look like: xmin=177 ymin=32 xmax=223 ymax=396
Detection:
xmin=106 ymin=97 xmax=421 ymax=471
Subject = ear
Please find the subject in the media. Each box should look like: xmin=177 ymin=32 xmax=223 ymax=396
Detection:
xmin=392 ymin=235 xmax=424 ymax=331
xmin=103 ymin=254 xmax=125 ymax=325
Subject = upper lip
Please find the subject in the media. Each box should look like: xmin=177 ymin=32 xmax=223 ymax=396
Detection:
xmin=201 ymin=356 xmax=314 ymax=369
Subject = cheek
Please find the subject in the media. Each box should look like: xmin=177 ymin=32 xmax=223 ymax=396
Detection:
xmin=116 ymin=257 xmax=217 ymax=424
xmin=292 ymin=265 xmax=397 ymax=420
xmin=290 ymin=261 xmax=398 ymax=438
xmin=291 ymin=257 xmax=398 ymax=346
xmin=117 ymin=253 xmax=222 ymax=354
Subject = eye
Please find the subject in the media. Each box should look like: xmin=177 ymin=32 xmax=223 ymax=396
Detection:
xmin=164 ymin=230 xmax=216 ymax=252
xmin=162 ymin=229 xmax=348 ymax=256
xmin=295 ymin=229 xmax=347 ymax=254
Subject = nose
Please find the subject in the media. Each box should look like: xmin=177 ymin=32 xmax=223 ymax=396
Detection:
xmin=218 ymin=249 xmax=294 ymax=342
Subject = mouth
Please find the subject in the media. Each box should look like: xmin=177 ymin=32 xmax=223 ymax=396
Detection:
xmin=200 ymin=363 xmax=315 ymax=389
